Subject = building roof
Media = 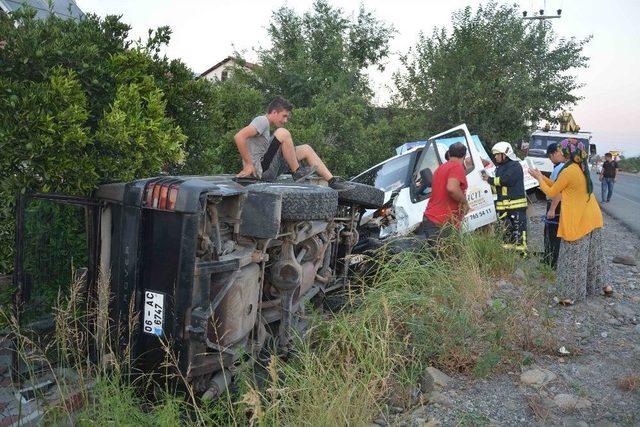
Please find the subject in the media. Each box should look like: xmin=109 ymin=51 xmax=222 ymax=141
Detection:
xmin=0 ymin=0 xmax=83 ymax=20
xmin=200 ymin=56 xmax=258 ymax=78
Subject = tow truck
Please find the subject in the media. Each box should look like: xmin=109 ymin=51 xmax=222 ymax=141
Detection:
xmin=524 ymin=112 xmax=596 ymax=176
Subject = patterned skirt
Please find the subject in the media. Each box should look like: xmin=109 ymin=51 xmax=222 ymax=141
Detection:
xmin=555 ymin=228 xmax=604 ymax=302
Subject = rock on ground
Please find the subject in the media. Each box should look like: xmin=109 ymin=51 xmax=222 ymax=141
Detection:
xmin=612 ymin=255 xmax=637 ymax=266
xmin=520 ymin=368 xmax=557 ymax=387
xmin=428 ymin=391 xmax=454 ymax=408
xmin=553 ymin=393 xmax=592 ymax=411
xmin=424 ymin=367 xmax=452 ymax=389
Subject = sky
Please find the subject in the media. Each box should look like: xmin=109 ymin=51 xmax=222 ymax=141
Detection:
xmin=75 ymin=0 xmax=640 ymax=157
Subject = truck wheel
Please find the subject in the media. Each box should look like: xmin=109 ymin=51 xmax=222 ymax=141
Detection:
xmin=247 ymin=183 xmax=338 ymax=221
xmin=338 ymin=182 xmax=385 ymax=209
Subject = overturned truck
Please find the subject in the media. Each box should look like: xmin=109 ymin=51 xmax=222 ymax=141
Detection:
xmin=14 ymin=176 xmax=383 ymax=397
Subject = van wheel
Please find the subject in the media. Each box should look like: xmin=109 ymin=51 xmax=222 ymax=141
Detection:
xmin=247 ymin=183 xmax=338 ymax=221
xmin=338 ymin=182 xmax=385 ymax=209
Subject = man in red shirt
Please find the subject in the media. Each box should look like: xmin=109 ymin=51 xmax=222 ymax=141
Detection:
xmin=417 ymin=142 xmax=470 ymax=241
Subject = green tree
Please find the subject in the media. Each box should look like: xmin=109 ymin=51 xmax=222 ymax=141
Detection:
xmin=239 ymin=0 xmax=394 ymax=107
xmin=394 ymin=2 xmax=590 ymax=146
xmin=171 ymin=78 xmax=264 ymax=175
xmin=93 ymin=76 xmax=186 ymax=182
xmin=232 ymin=0 xmax=418 ymax=176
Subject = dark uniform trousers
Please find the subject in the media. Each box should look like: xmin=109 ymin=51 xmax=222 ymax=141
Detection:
xmin=488 ymin=159 xmax=528 ymax=253
xmin=499 ymin=208 xmax=527 ymax=252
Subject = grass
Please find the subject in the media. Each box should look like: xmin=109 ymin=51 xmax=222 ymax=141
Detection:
xmin=617 ymin=375 xmax=640 ymax=392
xmin=2 ymin=229 xmax=557 ymax=426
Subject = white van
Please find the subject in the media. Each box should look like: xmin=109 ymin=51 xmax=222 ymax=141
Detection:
xmin=525 ymin=129 xmax=593 ymax=175
xmin=351 ymin=124 xmax=539 ymax=250
xmin=352 ymin=125 xmax=495 ymax=246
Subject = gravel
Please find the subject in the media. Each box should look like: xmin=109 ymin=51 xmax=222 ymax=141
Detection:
xmin=387 ymin=202 xmax=640 ymax=426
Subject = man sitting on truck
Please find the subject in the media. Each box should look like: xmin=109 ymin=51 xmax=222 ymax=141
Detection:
xmin=234 ymin=96 xmax=353 ymax=190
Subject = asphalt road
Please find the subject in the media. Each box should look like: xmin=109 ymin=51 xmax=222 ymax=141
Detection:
xmin=590 ymin=171 xmax=640 ymax=235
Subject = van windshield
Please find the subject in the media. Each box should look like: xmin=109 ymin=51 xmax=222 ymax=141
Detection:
xmin=352 ymin=153 xmax=414 ymax=192
xmin=529 ymin=136 xmax=589 ymax=157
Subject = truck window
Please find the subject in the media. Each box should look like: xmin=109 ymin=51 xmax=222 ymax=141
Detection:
xmin=528 ymin=136 xmax=590 ymax=158
xmin=412 ymin=142 xmax=439 ymax=200
xmin=430 ymin=131 xmax=475 ymax=174
xmin=352 ymin=153 xmax=413 ymax=193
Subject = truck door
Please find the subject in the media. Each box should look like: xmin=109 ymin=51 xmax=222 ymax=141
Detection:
xmin=412 ymin=124 xmax=497 ymax=231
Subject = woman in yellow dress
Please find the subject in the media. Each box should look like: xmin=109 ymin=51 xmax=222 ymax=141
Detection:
xmin=529 ymin=138 xmax=609 ymax=304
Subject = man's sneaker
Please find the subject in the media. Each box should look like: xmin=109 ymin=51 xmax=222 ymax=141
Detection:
xmin=328 ymin=177 xmax=355 ymax=191
xmin=292 ymin=165 xmax=317 ymax=182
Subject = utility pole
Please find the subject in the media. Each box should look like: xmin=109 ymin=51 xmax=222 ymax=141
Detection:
xmin=522 ymin=1 xmax=562 ymax=20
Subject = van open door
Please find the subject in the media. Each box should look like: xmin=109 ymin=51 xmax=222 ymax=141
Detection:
xmin=412 ymin=124 xmax=497 ymax=231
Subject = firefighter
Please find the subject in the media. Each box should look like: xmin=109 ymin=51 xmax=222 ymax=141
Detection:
xmin=482 ymin=142 xmax=528 ymax=253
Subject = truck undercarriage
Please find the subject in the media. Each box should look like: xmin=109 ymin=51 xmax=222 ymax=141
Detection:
xmin=13 ymin=175 xmax=384 ymax=398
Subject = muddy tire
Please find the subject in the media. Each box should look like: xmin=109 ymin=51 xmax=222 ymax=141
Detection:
xmin=247 ymin=183 xmax=338 ymax=221
xmin=338 ymin=182 xmax=385 ymax=209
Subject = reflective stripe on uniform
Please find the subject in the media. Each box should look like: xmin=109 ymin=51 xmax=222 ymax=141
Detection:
xmin=515 ymin=231 xmax=527 ymax=252
xmin=502 ymin=232 xmax=527 ymax=252
xmin=495 ymin=197 xmax=528 ymax=210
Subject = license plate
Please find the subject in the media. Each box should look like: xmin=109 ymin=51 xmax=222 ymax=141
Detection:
xmin=143 ymin=291 xmax=165 ymax=336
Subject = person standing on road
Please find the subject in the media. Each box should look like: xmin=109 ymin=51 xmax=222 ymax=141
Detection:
xmin=599 ymin=152 xmax=619 ymax=203
xmin=543 ymin=143 xmax=567 ymax=268
xmin=417 ymin=142 xmax=469 ymax=242
xmin=234 ymin=96 xmax=353 ymax=190
xmin=482 ymin=142 xmax=528 ymax=253
xmin=529 ymin=138 xmax=611 ymax=304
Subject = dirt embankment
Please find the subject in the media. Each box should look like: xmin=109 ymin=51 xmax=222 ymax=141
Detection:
xmin=387 ymin=202 xmax=640 ymax=426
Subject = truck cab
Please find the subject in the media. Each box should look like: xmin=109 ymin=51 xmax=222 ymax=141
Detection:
xmin=524 ymin=130 xmax=594 ymax=176
xmin=352 ymin=124 xmax=499 ymax=249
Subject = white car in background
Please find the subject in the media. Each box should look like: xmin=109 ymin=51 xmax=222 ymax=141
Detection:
xmin=351 ymin=124 xmax=538 ymax=251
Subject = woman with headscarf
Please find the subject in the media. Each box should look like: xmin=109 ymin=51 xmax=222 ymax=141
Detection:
xmin=529 ymin=138 xmax=609 ymax=304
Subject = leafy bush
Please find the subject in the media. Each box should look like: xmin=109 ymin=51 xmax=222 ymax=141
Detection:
xmin=618 ymin=156 xmax=640 ymax=174
xmin=0 ymin=11 xmax=190 ymax=275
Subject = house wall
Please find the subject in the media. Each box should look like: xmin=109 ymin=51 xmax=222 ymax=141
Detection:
xmin=202 ymin=62 xmax=235 ymax=82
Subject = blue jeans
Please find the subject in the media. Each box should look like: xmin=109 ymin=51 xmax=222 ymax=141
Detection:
xmin=601 ymin=177 xmax=614 ymax=201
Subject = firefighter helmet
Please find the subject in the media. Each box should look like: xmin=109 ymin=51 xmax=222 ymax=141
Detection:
xmin=491 ymin=141 xmax=518 ymax=161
